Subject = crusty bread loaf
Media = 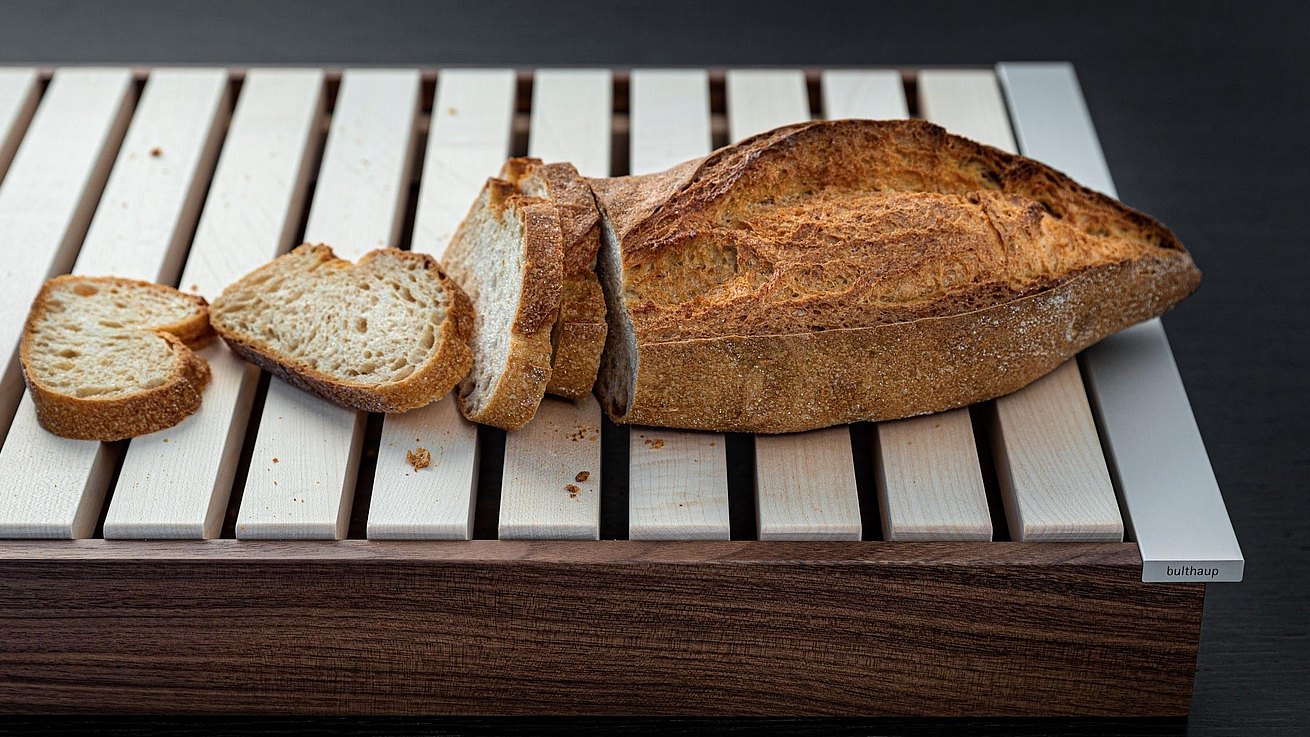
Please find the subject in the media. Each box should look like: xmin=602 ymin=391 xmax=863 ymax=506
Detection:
xmin=442 ymin=178 xmax=564 ymax=430
xmin=500 ymin=158 xmax=607 ymax=400
xmin=210 ymin=244 xmax=473 ymax=413
xmin=590 ymin=119 xmax=1202 ymax=433
xmin=20 ymin=276 xmax=213 ymax=441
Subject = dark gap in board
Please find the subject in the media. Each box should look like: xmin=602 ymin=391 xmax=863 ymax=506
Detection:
xmin=472 ymin=425 xmax=506 ymax=539
xmin=89 ymin=441 xmax=129 ymax=540
xmin=346 ymin=412 xmax=385 ymax=539
xmin=849 ymin=422 xmax=883 ymax=541
xmin=725 ymin=433 xmax=758 ymax=540
xmin=221 ymin=371 xmax=272 ymax=538
xmin=509 ymin=72 xmax=533 ymax=158
xmin=903 ymin=71 xmax=921 ymax=118
xmin=598 ymin=416 xmax=629 ymax=540
xmin=805 ymin=71 xmax=823 ymax=118
xmin=708 ymin=72 xmax=729 ymax=150
xmin=970 ymin=400 xmax=1011 ymax=542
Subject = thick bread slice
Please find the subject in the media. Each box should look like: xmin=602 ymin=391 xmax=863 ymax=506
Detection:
xmin=442 ymin=178 xmax=564 ymax=430
xmin=20 ymin=276 xmax=213 ymax=441
xmin=590 ymin=118 xmax=1202 ymax=433
xmin=499 ymin=158 xmax=607 ymax=399
xmin=210 ymin=244 xmax=473 ymax=413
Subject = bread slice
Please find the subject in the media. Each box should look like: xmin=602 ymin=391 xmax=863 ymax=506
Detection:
xmin=209 ymin=244 xmax=473 ymax=413
xmin=499 ymin=158 xmax=607 ymax=399
xmin=20 ymin=276 xmax=213 ymax=441
xmin=442 ymin=177 xmax=564 ymax=430
xmin=590 ymin=118 xmax=1202 ymax=433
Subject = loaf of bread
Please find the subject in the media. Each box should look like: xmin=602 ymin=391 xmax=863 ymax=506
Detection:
xmin=20 ymin=276 xmax=213 ymax=441
xmin=589 ymin=119 xmax=1201 ymax=433
xmin=498 ymin=158 xmax=607 ymax=400
xmin=210 ymin=244 xmax=473 ymax=413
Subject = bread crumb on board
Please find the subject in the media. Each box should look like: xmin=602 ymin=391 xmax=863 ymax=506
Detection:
xmin=643 ymin=438 xmax=665 ymax=449
xmin=407 ymin=447 xmax=431 ymax=471
xmin=149 ymin=146 xmax=163 ymax=158
xmin=575 ymin=470 xmax=590 ymax=482
xmin=565 ymin=484 xmax=581 ymax=498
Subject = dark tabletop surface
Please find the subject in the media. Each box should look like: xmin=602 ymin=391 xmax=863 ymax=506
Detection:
xmin=0 ymin=1 xmax=1306 ymax=735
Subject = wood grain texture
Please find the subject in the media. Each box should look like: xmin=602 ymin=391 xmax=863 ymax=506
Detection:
xmin=819 ymin=69 xmax=908 ymax=120
xmin=0 ymin=68 xmax=38 ymax=185
xmin=529 ymin=69 xmax=611 ymax=177
xmin=0 ymin=69 xmax=230 ymax=540
xmin=238 ymin=69 xmax=419 ymax=540
xmin=919 ymin=69 xmax=1122 ymax=543
xmin=0 ymin=539 xmax=1202 ymax=716
xmin=875 ymin=410 xmax=991 ymax=541
xmin=496 ymin=68 xmax=610 ymax=540
xmin=627 ymin=69 xmax=728 ymax=540
xmin=499 ymin=396 xmax=602 ymax=540
xmin=819 ymin=69 xmax=991 ymax=543
xmin=105 ymin=70 xmax=324 ymax=539
xmin=628 ymin=69 xmax=712 ymax=174
xmin=728 ymin=69 xmax=862 ymax=541
xmin=992 ymin=361 xmax=1122 ymax=541
xmin=0 ymin=68 xmax=134 ymax=443
xmin=368 ymin=69 xmax=515 ymax=540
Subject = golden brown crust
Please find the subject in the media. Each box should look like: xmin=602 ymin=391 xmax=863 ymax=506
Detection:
xmin=444 ymin=182 xmax=564 ymax=430
xmin=592 ymin=119 xmax=1202 ymax=433
xmin=19 ymin=276 xmax=213 ymax=441
xmin=210 ymin=245 xmax=474 ymax=414
xmin=501 ymin=158 xmax=607 ymax=398
xmin=610 ymin=256 xmax=1197 ymax=433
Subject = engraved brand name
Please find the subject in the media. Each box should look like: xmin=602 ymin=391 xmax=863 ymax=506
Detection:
xmin=1167 ymin=565 xmax=1221 ymax=578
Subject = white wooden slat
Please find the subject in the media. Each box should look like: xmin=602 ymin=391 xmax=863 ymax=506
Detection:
xmin=498 ymin=395 xmax=603 ymax=539
xmin=626 ymin=69 xmax=729 ymax=541
xmin=755 ymin=428 xmax=862 ymax=540
xmin=103 ymin=70 xmax=324 ymax=539
xmin=529 ymin=69 xmax=611 ymax=177
xmin=0 ymin=70 xmax=230 ymax=539
xmin=919 ymin=69 xmax=1122 ymax=542
xmin=237 ymin=69 xmax=419 ymax=540
xmin=368 ymin=69 xmax=515 ymax=540
xmin=0 ymin=69 xmax=40 ymax=184
xmin=820 ymin=70 xmax=908 ymax=120
xmin=998 ymin=62 xmax=1242 ymax=580
xmin=725 ymin=70 xmax=810 ymax=143
xmin=629 ymin=69 xmax=713 ymax=175
xmin=917 ymin=70 xmax=1017 ymax=153
xmin=0 ymin=69 xmax=134 ymax=445
xmin=728 ymin=68 xmax=862 ymax=541
xmin=496 ymin=69 xmax=610 ymax=540
xmin=875 ymin=411 xmax=990 ymax=540
xmin=819 ymin=71 xmax=992 ymax=541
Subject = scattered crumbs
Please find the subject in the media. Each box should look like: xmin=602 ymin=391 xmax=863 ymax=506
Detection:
xmin=447 ymin=106 xmax=458 ymax=116
xmin=644 ymin=438 xmax=665 ymax=449
xmin=574 ymin=470 xmax=590 ymax=483
xmin=565 ymin=484 xmax=580 ymax=498
xmin=149 ymin=146 xmax=162 ymax=157
xmin=709 ymin=441 xmax=716 ymax=447
xmin=190 ymin=284 xmax=200 ymax=292
xmin=161 ymin=438 xmax=168 ymax=443
xmin=407 ymin=447 xmax=431 ymax=471
xmin=272 ymin=457 xmax=279 ymax=463
xmin=273 ymin=481 xmax=278 ymax=486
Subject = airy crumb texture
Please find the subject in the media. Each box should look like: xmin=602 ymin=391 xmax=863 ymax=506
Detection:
xmin=20 ymin=276 xmax=214 ymax=441
xmin=442 ymin=178 xmax=563 ymax=430
xmin=591 ymin=119 xmax=1202 ymax=433
xmin=210 ymin=244 xmax=473 ymax=413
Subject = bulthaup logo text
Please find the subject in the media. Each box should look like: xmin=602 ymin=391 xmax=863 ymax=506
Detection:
xmin=1167 ymin=565 xmax=1220 ymax=578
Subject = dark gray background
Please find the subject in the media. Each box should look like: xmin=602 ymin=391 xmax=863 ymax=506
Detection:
xmin=1 ymin=1 xmax=1306 ymax=735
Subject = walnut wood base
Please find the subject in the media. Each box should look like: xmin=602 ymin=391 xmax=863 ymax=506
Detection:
xmin=0 ymin=540 xmax=1202 ymax=716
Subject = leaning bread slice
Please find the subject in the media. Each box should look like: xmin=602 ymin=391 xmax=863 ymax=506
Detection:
xmin=442 ymin=178 xmax=564 ymax=430
xmin=591 ymin=118 xmax=1202 ymax=433
xmin=210 ymin=244 xmax=473 ymax=413
xmin=500 ymin=158 xmax=607 ymax=399
xmin=20 ymin=276 xmax=213 ymax=441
